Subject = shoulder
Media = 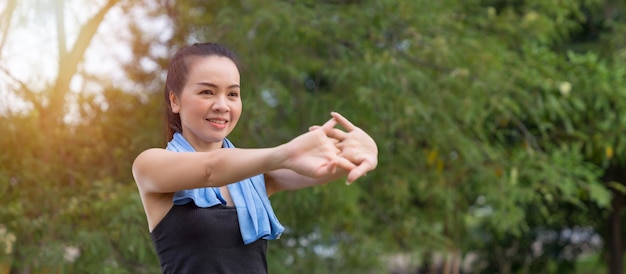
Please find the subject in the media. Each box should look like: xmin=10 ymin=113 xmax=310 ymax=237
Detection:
xmin=132 ymin=148 xmax=174 ymax=170
xmin=134 ymin=148 xmax=168 ymax=161
xmin=131 ymin=148 xmax=169 ymax=186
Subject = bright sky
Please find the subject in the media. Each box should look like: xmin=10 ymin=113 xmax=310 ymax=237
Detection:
xmin=0 ymin=0 xmax=171 ymax=117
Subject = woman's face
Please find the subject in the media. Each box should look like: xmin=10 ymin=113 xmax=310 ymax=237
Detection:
xmin=170 ymin=56 xmax=242 ymax=151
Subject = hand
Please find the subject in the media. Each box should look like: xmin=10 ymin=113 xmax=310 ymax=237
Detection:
xmin=311 ymin=112 xmax=378 ymax=184
xmin=281 ymin=118 xmax=355 ymax=178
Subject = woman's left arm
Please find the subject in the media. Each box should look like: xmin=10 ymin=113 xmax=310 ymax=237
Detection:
xmin=265 ymin=168 xmax=347 ymax=196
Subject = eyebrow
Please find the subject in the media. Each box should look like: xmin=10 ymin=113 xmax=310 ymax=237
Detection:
xmin=196 ymin=82 xmax=240 ymax=89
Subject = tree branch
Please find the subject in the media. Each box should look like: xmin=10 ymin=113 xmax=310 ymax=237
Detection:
xmin=55 ymin=0 xmax=67 ymax=58
xmin=0 ymin=64 xmax=44 ymax=113
xmin=48 ymin=0 xmax=120 ymax=122
xmin=0 ymin=0 xmax=17 ymax=54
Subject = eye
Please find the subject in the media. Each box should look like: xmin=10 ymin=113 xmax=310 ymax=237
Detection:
xmin=199 ymin=90 xmax=214 ymax=95
xmin=228 ymin=91 xmax=240 ymax=97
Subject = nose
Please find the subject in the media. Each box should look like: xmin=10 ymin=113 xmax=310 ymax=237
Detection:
xmin=212 ymin=95 xmax=229 ymax=112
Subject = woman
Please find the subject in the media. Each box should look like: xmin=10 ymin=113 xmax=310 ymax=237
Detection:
xmin=132 ymin=43 xmax=377 ymax=273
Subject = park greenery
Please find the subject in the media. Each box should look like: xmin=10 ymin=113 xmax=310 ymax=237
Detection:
xmin=1 ymin=0 xmax=626 ymax=273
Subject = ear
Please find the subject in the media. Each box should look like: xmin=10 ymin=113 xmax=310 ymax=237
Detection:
xmin=169 ymin=91 xmax=181 ymax=113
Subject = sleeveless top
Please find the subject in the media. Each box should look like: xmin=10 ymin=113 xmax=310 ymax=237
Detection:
xmin=150 ymin=203 xmax=268 ymax=274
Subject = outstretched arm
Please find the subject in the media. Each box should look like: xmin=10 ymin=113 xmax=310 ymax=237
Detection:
xmin=132 ymin=119 xmax=352 ymax=194
xmin=133 ymin=147 xmax=282 ymax=194
xmin=265 ymin=168 xmax=349 ymax=196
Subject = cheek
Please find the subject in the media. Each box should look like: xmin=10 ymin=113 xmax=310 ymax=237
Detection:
xmin=182 ymin=97 xmax=205 ymax=112
xmin=234 ymin=104 xmax=243 ymax=117
xmin=231 ymin=102 xmax=243 ymax=121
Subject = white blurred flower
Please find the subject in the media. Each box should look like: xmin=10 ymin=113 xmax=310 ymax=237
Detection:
xmin=0 ymin=225 xmax=16 ymax=255
xmin=559 ymin=81 xmax=572 ymax=96
xmin=64 ymin=246 xmax=81 ymax=262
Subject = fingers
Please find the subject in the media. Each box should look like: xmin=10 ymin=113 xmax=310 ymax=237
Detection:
xmin=330 ymin=111 xmax=356 ymax=131
xmin=311 ymin=126 xmax=348 ymax=144
xmin=317 ymin=152 xmax=356 ymax=178
xmin=320 ymin=117 xmax=337 ymax=132
xmin=308 ymin=117 xmax=335 ymax=132
xmin=326 ymin=128 xmax=348 ymax=142
xmin=335 ymin=155 xmax=356 ymax=171
xmin=309 ymin=112 xmax=356 ymax=132
xmin=346 ymin=159 xmax=375 ymax=184
xmin=307 ymin=112 xmax=376 ymax=184
xmin=326 ymin=159 xmax=337 ymax=175
xmin=310 ymin=119 xmax=347 ymax=144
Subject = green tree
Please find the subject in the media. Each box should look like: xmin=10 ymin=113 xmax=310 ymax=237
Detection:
xmin=0 ymin=0 xmax=163 ymax=272
xmin=161 ymin=0 xmax=624 ymax=273
xmin=2 ymin=0 xmax=626 ymax=273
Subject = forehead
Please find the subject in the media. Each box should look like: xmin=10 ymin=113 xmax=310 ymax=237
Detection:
xmin=184 ymin=56 xmax=240 ymax=87
xmin=186 ymin=56 xmax=239 ymax=74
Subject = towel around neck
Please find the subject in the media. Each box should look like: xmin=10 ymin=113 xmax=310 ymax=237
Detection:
xmin=166 ymin=132 xmax=285 ymax=245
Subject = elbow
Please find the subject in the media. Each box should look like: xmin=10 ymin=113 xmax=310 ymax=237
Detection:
xmin=204 ymin=165 xmax=216 ymax=187
xmin=203 ymin=156 xmax=226 ymax=188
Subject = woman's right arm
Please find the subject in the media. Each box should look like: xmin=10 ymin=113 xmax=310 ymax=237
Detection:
xmin=132 ymin=147 xmax=280 ymax=193
xmin=132 ymin=125 xmax=350 ymax=194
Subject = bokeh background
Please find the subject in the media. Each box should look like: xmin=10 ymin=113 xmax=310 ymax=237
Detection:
xmin=1 ymin=0 xmax=626 ymax=273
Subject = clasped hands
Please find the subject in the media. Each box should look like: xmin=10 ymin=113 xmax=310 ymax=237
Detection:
xmin=284 ymin=111 xmax=378 ymax=185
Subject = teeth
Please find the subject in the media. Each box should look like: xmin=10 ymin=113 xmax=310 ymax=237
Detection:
xmin=209 ymin=119 xmax=226 ymax=124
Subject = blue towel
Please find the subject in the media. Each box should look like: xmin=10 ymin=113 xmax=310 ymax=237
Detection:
xmin=166 ymin=132 xmax=285 ymax=244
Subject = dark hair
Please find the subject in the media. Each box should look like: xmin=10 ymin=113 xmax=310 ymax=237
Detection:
xmin=164 ymin=43 xmax=240 ymax=141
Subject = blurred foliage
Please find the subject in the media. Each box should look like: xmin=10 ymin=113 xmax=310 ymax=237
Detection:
xmin=1 ymin=0 xmax=626 ymax=273
xmin=0 ymin=86 xmax=163 ymax=272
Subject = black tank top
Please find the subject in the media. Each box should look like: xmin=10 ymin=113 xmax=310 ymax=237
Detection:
xmin=150 ymin=203 xmax=268 ymax=274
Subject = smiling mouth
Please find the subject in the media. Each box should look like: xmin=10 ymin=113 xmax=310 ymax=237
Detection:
xmin=207 ymin=119 xmax=227 ymax=124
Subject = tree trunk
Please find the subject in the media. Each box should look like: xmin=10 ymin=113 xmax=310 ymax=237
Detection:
xmin=0 ymin=0 xmax=18 ymax=52
xmin=46 ymin=0 xmax=119 ymax=125
xmin=451 ymin=249 xmax=461 ymax=274
xmin=608 ymin=187 xmax=624 ymax=274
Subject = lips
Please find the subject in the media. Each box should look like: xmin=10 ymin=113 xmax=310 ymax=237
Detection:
xmin=208 ymin=119 xmax=226 ymax=124
xmin=207 ymin=118 xmax=228 ymax=129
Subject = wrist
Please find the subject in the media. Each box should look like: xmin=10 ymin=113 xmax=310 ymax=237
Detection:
xmin=271 ymin=143 xmax=290 ymax=171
